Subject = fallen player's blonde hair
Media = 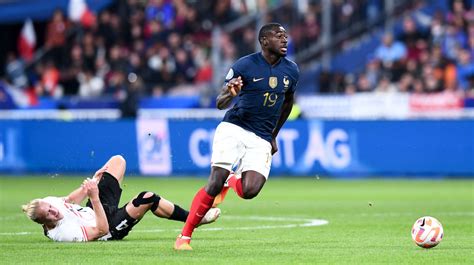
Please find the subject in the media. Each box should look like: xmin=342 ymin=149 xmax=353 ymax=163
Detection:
xmin=22 ymin=199 xmax=41 ymax=223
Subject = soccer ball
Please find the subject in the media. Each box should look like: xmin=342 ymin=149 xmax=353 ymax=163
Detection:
xmin=411 ymin=216 xmax=444 ymax=248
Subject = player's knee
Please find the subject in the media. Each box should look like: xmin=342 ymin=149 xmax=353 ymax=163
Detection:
xmin=206 ymin=173 xmax=227 ymax=196
xmin=243 ymin=190 xmax=258 ymax=200
xmin=205 ymin=182 xmax=224 ymax=196
xmin=142 ymin=192 xmax=155 ymax=199
xmin=206 ymin=175 xmax=229 ymax=195
xmin=242 ymin=186 xmax=260 ymax=199
xmin=132 ymin=191 xmax=161 ymax=212
xmin=111 ymin=155 xmax=126 ymax=167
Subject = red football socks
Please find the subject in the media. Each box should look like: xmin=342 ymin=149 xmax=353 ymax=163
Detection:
xmin=181 ymin=188 xmax=215 ymax=237
xmin=227 ymin=175 xmax=244 ymax=198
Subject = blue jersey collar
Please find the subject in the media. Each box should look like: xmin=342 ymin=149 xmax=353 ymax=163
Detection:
xmin=258 ymin=52 xmax=282 ymax=67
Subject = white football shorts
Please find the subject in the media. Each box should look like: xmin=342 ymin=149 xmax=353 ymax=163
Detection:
xmin=211 ymin=122 xmax=272 ymax=179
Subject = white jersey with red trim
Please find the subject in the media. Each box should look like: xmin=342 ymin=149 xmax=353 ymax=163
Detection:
xmin=43 ymin=196 xmax=97 ymax=242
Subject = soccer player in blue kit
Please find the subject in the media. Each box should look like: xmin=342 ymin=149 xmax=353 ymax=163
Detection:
xmin=175 ymin=23 xmax=299 ymax=250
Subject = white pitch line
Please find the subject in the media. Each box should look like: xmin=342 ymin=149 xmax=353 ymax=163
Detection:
xmin=2 ymin=211 xmax=472 ymax=223
xmin=0 ymin=231 xmax=33 ymax=235
xmin=135 ymin=216 xmax=329 ymax=233
xmin=0 ymin=214 xmax=25 ymax=221
xmin=335 ymin=212 xmax=474 ymax=217
xmin=0 ymin=215 xmax=328 ymax=236
xmin=2 ymin=211 xmax=472 ymax=222
xmin=2 ymin=211 xmax=473 ymax=236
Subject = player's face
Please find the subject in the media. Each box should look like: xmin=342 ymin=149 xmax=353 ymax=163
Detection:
xmin=37 ymin=201 xmax=63 ymax=223
xmin=266 ymin=27 xmax=288 ymax=57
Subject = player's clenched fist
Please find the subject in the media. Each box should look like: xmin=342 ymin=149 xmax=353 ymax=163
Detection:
xmin=82 ymin=178 xmax=99 ymax=198
xmin=227 ymin=76 xmax=243 ymax=96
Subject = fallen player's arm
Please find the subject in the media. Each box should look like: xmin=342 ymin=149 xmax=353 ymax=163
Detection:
xmin=64 ymin=166 xmax=108 ymax=204
xmin=64 ymin=185 xmax=88 ymax=204
xmin=84 ymin=197 xmax=109 ymax=240
xmin=83 ymin=179 xmax=109 ymax=240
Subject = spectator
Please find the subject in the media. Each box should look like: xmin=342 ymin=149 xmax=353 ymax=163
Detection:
xmin=59 ymin=44 xmax=82 ymax=95
xmin=78 ymin=69 xmax=105 ymax=98
xmin=97 ymin=10 xmax=116 ymax=50
xmin=421 ymin=64 xmax=443 ymax=93
xmin=412 ymin=79 xmax=425 ymax=94
xmin=35 ymin=60 xmax=62 ymax=98
xmin=145 ymin=0 xmax=175 ymax=27
xmin=446 ymin=0 xmax=473 ymax=28
xmin=235 ymin=27 xmax=257 ymax=56
xmin=467 ymin=22 xmax=474 ymax=61
xmin=82 ymin=31 xmax=97 ymax=72
xmin=356 ymin=73 xmax=373 ymax=92
xmin=398 ymin=16 xmax=428 ymax=61
xmin=194 ymin=56 xmax=213 ymax=85
xmin=365 ymin=58 xmax=382 ymax=89
xmin=174 ymin=48 xmax=196 ymax=83
xmin=375 ymin=75 xmax=398 ymax=93
xmin=429 ymin=11 xmax=446 ymax=45
xmin=455 ymin=48 xmax=474 ymax=92
xmin=120 ymin=74 xmax=144 ymax=118
xmin=375 ymin=32 xmax=407 ymax=66
xmin=44 ymin=9 xmax=70 ymax=68
xmin=441 ymin=23 xmax=467 ymax=60
xmin=5 ymin=52 xmax=28 ymax=89
xmin=212 ymin=0 xmax=240 ymax=25
xmin=397 ymin=73 xmax=414 ymax=93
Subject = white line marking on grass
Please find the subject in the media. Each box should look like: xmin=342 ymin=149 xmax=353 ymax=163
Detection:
xmin=135 ymin=215 xmax=329 ymax=233
xmin=0 ymin=216 xmax=328 ymax=236
xmin=336 ymin=211 xmax=474 ymax=217
xmin=3 ymin=211 xmax=473 ymax=236
xmin=0 ymin=214 xmax=25 ymax=221
xmin=0 ymin=232 xmax=33 ymax=235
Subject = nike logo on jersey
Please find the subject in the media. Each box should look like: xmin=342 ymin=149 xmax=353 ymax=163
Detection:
xmin=253 ymin=77 xmax=264 ymax=82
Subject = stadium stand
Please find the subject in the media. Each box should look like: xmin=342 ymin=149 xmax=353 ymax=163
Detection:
xmin=0 ymin=0 xmax=473 ymax=119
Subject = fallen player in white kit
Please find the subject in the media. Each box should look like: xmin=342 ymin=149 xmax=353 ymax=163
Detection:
xmin=22 ymin=155 xmax=220 ymax=242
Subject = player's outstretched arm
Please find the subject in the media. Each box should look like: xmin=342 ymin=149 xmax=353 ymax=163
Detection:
xmin=216 ymin=76 xmax=242 ymax=110
xmin=64 ymin=184 xmax=88 ymax=204
xmin=83 ymin=178 xmax=109 ymax=240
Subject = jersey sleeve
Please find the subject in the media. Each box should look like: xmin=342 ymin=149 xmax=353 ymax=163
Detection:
xmin=43 ymin=196 xmax=64 ymax=203
xmin=224 ymin=57 xmax=247 ymax=83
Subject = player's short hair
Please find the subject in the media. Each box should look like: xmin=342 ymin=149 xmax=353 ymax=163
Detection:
xmin=258 ymin=23 xmax=283 ymax=44
xmin=22 ymin=199 xmax=42 ymax=224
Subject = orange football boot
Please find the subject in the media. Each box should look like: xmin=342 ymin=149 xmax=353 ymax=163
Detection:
xmin=212 ymin=173 xmax=234 ymax=207
xmin=174 ymin=234 xmax=192 ymax=251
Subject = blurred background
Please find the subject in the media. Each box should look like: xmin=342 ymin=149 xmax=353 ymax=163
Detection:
xmin=0 ymin=0 xmax=472 ymax=177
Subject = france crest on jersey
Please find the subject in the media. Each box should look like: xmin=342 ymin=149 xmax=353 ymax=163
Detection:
xmin=222 ymin=52 xmax=299 ymax=142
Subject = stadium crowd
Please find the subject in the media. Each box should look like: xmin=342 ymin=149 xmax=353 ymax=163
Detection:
xmin=2 ymin=0 xmax=388 ymax=102
xmin=6 ymin=0 xmax=241 ymax=101
xmin=319 ymin=0 xmax=474 ymax=96
xmin=2 ymin=0 xmax=473 ymax=108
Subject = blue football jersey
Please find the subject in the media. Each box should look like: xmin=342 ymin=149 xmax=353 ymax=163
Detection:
xmin=222 ymin=52 xmax=299 ymax=142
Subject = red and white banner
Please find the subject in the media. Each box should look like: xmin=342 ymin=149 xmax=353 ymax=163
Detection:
xmin=297 ymin=92 xmax=469 ymax=118
xmin=17 ymin=18 xmax=36 ymax=61
xmin=409 ymin=92 xmax=464 ymax=111
xmin=68 ymin=0 xmax=96 ymax=27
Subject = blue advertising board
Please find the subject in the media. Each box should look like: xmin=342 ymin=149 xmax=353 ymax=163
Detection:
xmin=1 ymin=119 xmax=473 ymax=177
xmin=0 ymin=120 xmax=139 ymax=174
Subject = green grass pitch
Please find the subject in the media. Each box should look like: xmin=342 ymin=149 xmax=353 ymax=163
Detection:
xmin=0 ymin=176 xmax=472 ymax=264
